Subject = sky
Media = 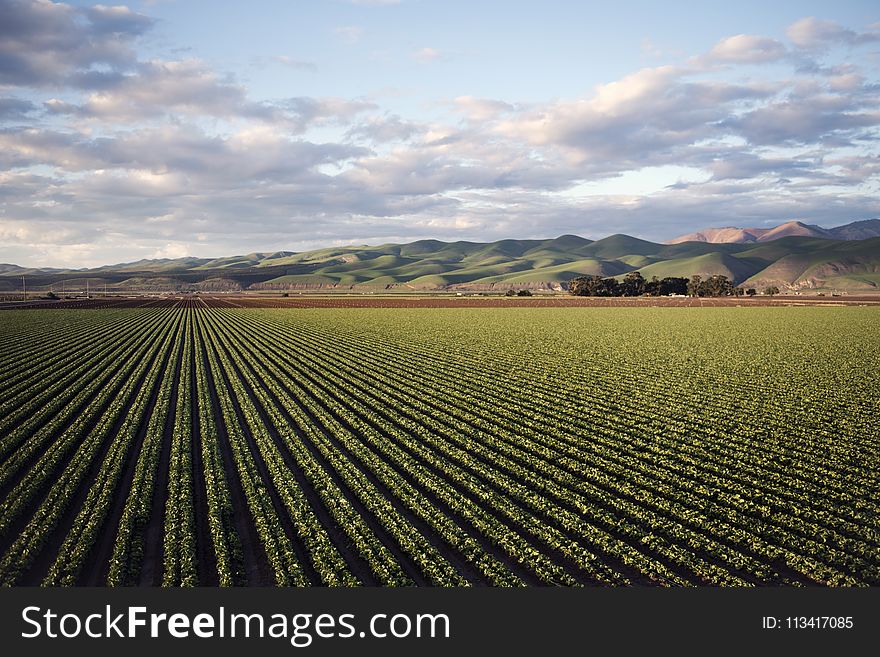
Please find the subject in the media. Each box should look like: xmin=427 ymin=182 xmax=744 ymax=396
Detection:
xmin=1 ymin=0 xmax=879 ymax=267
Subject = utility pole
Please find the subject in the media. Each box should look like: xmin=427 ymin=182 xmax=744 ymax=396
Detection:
xmin=22 ymin=275 xmax=26 ymax=301
xmin=86 ymin=279 xmax=89 ymax=297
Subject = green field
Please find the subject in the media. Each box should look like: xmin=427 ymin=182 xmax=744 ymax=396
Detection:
xmin=0 ymin=307 xmax=878 ymax=586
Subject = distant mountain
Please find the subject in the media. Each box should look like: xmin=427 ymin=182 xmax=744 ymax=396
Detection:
xmin=759 ymin=221 xmax=834 ymax=241
xmin=738 ymin=237 xmax=880 ymax=292
xmin=668 ymin=226 xmax=770 ymax=244
xmin=2 ymin=232 xmax=879 ymax=293
xmin=830 ymin=219 xmax=880 ymax=241
xmin=669 ymin=219 xmax=880 ymax=244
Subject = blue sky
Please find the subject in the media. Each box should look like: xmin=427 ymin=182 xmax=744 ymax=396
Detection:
xmin=132 ymin=1 xmax=876 ymax=98
xmin=1 ymin=0 xmax=879 ymax=266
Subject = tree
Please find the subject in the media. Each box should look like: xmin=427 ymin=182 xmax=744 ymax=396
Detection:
xmin=596 ymin=278 xmax=620 ymax=296
xmin=705 ymin=275 xmax=734 ymax=297
xmin=659 ymin=276 xmax=689 ymax=296
xmin=643 ymin=276 xmax=661 ymax=296
xmin=746 ymin=288 xmax=757 ymax=297
xmin=687 ymin=274 xmax=735 ymax=297
xmin=763 ymin=286 xmax=780 ymax=296
xmin=619 ymin=271 xmax=646 ymax=297
xmin=569 ymin=275 xmax=618 ymax=296
xmin=516 ymin=289 xmax=532 ymax=296
xmin=569 ymin=275 xmax=600 ymax=296
xmin=505 ymin=289 xmax=517 ymax=297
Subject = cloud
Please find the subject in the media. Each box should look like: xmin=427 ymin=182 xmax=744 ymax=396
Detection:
xmin=42 ymin=98 xmax=79 ymax=115
xmin=1 ymin=4 xmax=879 ymax=266
xmin=8 ymin=164 xmax=879 ymax=267
xmin=706 ymin=34 xmax=787 ymax=63
xmin=73 ymin=59 xmax=254 ymax=121
xmin=722 ymin=91 xmax=880 ymax=146
xmin=0 ymin=123 xmax=369 ymax=179
xmin=827 ymin=72 xmax=864 ymax=92
xmin=565 ymin=186 xmax=880 ymax=241
xmin=738 ymin=108 xmax=878 ymax=145
xmin=34 ymin=59 xmax=372 ymax=129
xmin=345 ymin=114 xmax=423 ymax=142
xmin=705 ymin=152 xmax=814 ymax=181
xmin=495 ymin=66 xmax=774 ymax=173
xmin=85 ymin=4 xmax=155 ymax=36
xmin=452 ymin=96 xmax=515 ymax=122
xmin=0 ymin=127 xmax=85 ymax=170
xmin=0 ymin=0 xmax=153 ymax=87
xmin=279 ymin=96 xmax=378 ymax=131
xmin=823 ymin=154 xmax=880 ymax=185
xmin=787 ymin=17 xmax=880 ymax=50
xmin=0 ymin=96 xmax=37 ymax=120
xmin=151 ymin=242 xmax=191 ymax=259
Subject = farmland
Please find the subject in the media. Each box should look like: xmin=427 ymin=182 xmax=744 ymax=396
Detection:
xmin=2 ymin=292 xmax=879 ymax=311
xmin=0 ymin=306 xmax=877 ymax=586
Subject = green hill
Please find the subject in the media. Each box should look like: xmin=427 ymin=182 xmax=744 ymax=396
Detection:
xmin=636 ymin=252 xmax=762 ymax=283
xmin=580 ymin=234 xmax=660 ymax=259
xmin=4 ymin=234 xmax=878 ymax=292
xmin=742 ymin=237 xmax=880 ymax=291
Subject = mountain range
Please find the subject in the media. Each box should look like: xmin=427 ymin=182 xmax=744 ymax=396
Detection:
xmin=2 ymin=224 xmax=880 ymax=294
xmin=668 ymin=219 xmax=880 ymax=244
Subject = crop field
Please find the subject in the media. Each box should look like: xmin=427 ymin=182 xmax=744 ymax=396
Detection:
xmin=0 ymin=306 xmax=877 ymax=587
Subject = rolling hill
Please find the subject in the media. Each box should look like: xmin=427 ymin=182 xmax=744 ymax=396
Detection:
xmin=3 ymin=232 xmax=879 ymax=293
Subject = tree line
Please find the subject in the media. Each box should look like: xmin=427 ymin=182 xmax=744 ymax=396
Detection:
xmin=568 ymin=272 xmax=780 ymax=297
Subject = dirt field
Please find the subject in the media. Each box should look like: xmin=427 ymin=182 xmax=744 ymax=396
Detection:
xmin=1 ymin=293 xmax=879 ymax=310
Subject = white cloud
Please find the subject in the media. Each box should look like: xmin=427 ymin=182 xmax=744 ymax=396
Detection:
xmin=452 ymin=96 xmax=515 ymax=122
xmin=86 ymin=5 xmax=155 ymax=35
xmin=787 ymin=17 xmax=880 ymax=50
xmin=1 ymin=3 xmax=879 ymax=266
xmin=33 ymin=59 xmax=373 ymax=130
xmin=152 ymin=242 xmax=191 ymax=259
xmin=494 ymin=66 xmax=774 ymax=171
xmin=0 ymin=0 xmax=153 ymax=87
xmin=706 ymin=34 xmax=787 ymax=63
xmin=76 ymin=59 xmax=253 ymax=121
xmin=345 ymin=114 xmax=423 ymax=142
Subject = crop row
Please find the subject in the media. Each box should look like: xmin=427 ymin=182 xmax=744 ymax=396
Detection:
xmin=0 ymin=306 xmax=876 ymax=587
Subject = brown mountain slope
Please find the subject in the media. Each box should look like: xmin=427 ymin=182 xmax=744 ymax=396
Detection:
xmin=669 ymin=219 xmax=878 ymax=244
xmin=757 ymin=221 xmax=833 ymax=242
xmin=667 ymin=227 xmax=768 ymax=244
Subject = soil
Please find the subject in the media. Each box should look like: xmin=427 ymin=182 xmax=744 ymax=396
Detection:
xmin=2 ymin=294 xmax=878 ymax=310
